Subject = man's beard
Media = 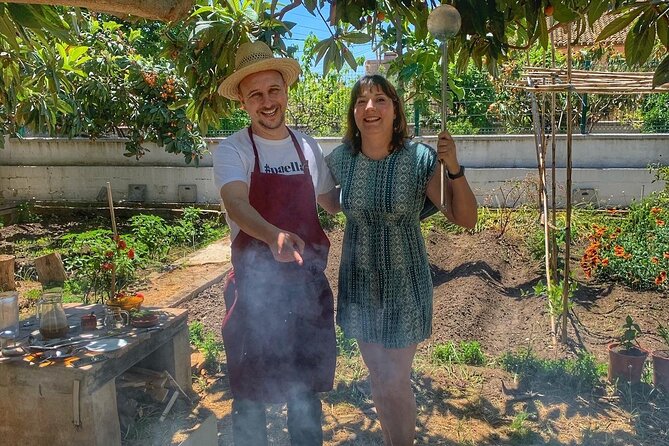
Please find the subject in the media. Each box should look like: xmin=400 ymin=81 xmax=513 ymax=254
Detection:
xmin=257 ymin=110 xmax=285 ymax=130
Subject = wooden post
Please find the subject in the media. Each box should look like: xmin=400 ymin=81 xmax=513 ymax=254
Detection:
xmin=34 ymin=252 xmax=67 ymax=285
xmin=106 ymin=182 xmax=118 ymax=299
xmin=0 ymin=255 xmax=16 ymax=291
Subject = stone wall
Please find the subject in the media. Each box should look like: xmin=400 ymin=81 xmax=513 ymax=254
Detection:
xmin=1 ymin=134 xmax=667 ymax=207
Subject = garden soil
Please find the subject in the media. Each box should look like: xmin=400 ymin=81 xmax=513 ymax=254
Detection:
xmin=181 ymin=228 xmax=669 ymax=445
xmin=3 ymin=221 xmax=669 ymax=444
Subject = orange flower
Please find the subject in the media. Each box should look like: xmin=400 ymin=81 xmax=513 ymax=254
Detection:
xmin=658 ymin=219 xmax=666 ymax=226
xmin=651 ymin=257 xmax=659 ymax=264
xmin=655 ymin=271 xmax=667 ymax=285
xmin=601 ymin=258 xmax=609 ymax=266
xmin=651 ymin=207 xmax=663 ymax=215
xmin=664 ymin=252 xmax=669 ymax=259
xmin=614 ymin=245 xmax=626 ymax=257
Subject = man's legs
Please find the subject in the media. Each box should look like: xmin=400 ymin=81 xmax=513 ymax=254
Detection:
xmin=232 ymin=398 xmax=268 ymax=446
xmin=287 ymin=391 xmax=323 ymax=446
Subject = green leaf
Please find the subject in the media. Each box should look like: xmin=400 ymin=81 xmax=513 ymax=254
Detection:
xmin=657 ymin=15 xmax=669 ymax=48
xmin=625 ymin=18 xmax=655 ymax=67
xmin=596 ymin=10 xmax=638 ymax=43
xmin=587 ymin=0 xmax=609 ymax=27
xmin=538 ymin=10 xmax=548 ymax=50
xmin=551 ymin=0 xmax=579 ymax=23
xmin=190 ymin=6 xmax=215 ymax=18
xmin=6 ymin=4 xmax=42 ymax=29
xmin=128 ymin=29 xmax=142 ymax=43
xmin=0 ymin=15 xmax=20 ymax=51
xmin=653 ymin=54 xmax=669 ymax=88
xmin=342 ymin=46 xmax=357 ymax=71
xmin=314 ymin=37 xmax=334 ymax=67
xmin=342 ymin=32 xmax=372 ymax=44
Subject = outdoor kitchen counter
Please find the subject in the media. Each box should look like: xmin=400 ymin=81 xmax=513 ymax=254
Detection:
xmin=0 ymin=304 xmax=191 ymax=446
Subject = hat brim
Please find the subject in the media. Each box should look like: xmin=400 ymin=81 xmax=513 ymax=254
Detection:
xmin=217 ymin=59 xmax=301 ymax=100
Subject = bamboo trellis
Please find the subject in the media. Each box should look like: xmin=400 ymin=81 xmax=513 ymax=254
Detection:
xmin=518 ymin=68 xmax=669 ymax=94
xmin=515 ymin=25 xmax=669 ymax=345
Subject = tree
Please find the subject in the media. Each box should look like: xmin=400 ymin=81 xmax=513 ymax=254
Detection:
xmin=1 ymin=0 xmax=666 ymax=157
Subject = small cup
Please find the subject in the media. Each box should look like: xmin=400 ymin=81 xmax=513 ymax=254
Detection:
xmin=80 ymin=314 xmax=97 ymax=331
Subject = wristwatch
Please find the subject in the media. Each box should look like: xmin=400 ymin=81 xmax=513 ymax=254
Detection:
xmin=447 ymin=165 xmax=465 ymax=180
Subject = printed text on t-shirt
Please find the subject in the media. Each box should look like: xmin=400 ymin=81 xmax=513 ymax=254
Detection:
xmin=264 ymin=162 xmax=304 ymax=174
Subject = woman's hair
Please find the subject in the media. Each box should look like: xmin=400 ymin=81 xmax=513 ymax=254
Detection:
xmin=343 ymin=75 xmax=409 ymax=155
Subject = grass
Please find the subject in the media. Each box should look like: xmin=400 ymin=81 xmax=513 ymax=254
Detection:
xmin=189 ymin=321 xmax=224 ymax=368
xmin=432 ymin=340 xmax=487 ymax=366
xmin=498 ymin=347 xmax=606 ymax=392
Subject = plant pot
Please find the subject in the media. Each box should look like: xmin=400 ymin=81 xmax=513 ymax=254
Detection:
xmin=607 ymin=342 xmax=648 ymax=385
xmin=651 ymin=349 xmax=669 ymax=391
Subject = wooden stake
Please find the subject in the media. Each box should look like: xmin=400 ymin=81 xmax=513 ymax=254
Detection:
xmin=159 ymin=390 xmax=179 ymax=422
xmin=34 ymin=253 xmax=67 ymax=285
xmin=106 ymin=182 xmax=118 ymax=239
xmin=0 ymin=255 xmax=16 ymax=291
xmin=106 ymin=182 xmax=117 ymax=300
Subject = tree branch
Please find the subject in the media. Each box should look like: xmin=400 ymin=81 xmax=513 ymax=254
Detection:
xmin=3 ymin=0 xmax=194 ymax=22
xmin=273 ymin=0 xmax=301 ymax=20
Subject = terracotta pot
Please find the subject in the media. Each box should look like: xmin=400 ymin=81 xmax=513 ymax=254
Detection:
xmin=651 ymin=349 xmax=669 ymax=391
xmin=607 ymin=342 xmax=648 ymax=385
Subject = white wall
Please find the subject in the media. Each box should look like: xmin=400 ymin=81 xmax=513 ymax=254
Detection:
xmin=1 ymin=134 xmax=667 ymax=207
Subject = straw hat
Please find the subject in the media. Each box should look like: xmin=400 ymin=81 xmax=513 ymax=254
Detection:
xmin=217 ymin=41 xmax=301 ymax=100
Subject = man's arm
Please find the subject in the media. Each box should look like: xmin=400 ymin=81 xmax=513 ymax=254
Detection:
xmin=221 ymin=181 xmax=305 ymax=264
xmin=317 ymin=187 xmax=341 ymax=215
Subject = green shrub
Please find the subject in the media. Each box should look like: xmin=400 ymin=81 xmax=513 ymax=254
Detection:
xmin=128 ymin=214 xmax=171 ymax=260
xmin=641 ymin=93 xmax=669 ymax=133
xmin=189 ymin=321 xmax=223 ymax=366
xmin=581 ymin=191 xmax=669 ymax=290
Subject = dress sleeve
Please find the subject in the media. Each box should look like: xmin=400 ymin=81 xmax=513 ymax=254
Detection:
xmin=416 ymin=142 xmax=438 ymax=190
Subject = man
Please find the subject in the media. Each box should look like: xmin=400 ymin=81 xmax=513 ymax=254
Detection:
xmin=213 ymin=41 xmax=340 ymax=446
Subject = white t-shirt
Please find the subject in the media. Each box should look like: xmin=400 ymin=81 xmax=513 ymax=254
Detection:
xmin=213 ymin=128 xmax=335 ymax=241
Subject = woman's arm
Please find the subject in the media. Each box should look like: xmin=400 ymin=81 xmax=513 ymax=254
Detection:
xmin=425 ymin=131 xmax=478 ymax=229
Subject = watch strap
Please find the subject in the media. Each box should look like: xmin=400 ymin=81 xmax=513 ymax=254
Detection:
xmin=447 ymin=165 xmax=465 ymax=180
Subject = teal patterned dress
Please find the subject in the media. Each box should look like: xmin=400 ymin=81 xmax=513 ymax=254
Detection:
xmin=326 ymin=141 xmax=438 ymax=348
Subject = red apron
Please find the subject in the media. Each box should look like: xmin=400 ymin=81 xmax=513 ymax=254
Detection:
xmin=222 ymin=127 xmax=336 ymax=403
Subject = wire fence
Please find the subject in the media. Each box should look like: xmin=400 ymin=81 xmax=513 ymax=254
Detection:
xmin=207 ymin=72 xmax=669 ymax=137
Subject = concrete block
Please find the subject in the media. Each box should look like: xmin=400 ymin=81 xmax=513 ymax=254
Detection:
xmin=572 ymin=188 xmax=599 ymax=206
xmin=178 ymin=185 xmax=197 ymax=203
xmin=128 ymin=184 xmax=147 ymax=202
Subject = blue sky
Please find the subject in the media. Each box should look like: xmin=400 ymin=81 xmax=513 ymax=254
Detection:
xmin=282 ymin=4 xmax=376 ymax=72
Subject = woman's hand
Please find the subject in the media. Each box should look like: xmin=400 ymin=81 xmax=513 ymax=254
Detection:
xmin=437 ymin=130 xmax=460 ymax=175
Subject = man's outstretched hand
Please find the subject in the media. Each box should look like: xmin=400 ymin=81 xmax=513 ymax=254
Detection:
xmin=269 ymin=230 xmax=305 ymax=265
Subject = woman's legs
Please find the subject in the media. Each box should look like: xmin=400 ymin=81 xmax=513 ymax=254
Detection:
xmin=358 ymin=341 xmax=418 ymax=446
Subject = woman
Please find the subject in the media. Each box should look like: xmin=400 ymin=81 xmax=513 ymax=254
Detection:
xmin=326 ymin=75 xmax=477 ymax=445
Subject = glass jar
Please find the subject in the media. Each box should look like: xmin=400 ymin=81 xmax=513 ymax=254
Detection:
xmin=38 ymin=291 xmax=68 ymax=339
